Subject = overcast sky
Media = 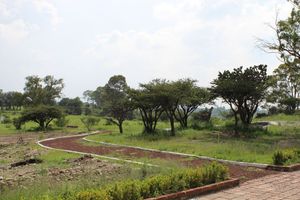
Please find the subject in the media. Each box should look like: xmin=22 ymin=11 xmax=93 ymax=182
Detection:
xmin=0 ymin=0 xmax=293 ymax=98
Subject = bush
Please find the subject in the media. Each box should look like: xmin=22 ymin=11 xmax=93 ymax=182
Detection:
xmin=75 ymin=162 xmax=228 ymax=200
xmin=273 ymin=149 xmax=300 ymax=165
xmin=1 ymin=114 xmax=12 ymax=124
xmin=80 ymin=116 xmax=100 ymax=131
xmin=76 ymin=189 xmax=110 ymax=200
xmin=13 ymin=117 xmax=23 ymax=130
xmin=54 ymin=115 xmax=69 ymax=128
xmin=256 ymin=112 xmax=268 ymax=118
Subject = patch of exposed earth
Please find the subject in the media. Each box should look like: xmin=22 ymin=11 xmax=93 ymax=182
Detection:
xmin=0 ymin=135 xmax=122 ymax=190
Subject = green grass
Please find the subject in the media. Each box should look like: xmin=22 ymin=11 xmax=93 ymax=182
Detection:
xmin=255 ymin=112 xmax=300 ymax=122
xmin=86 ymin=117 xmax=300 ymax=164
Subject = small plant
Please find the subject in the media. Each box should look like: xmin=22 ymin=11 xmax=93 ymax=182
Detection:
xmin=273 ymin=149 xmax=300 ymax=165
xmin=54 ymin=115 xmax=69 ymax=128
xmin=80 ymin=116 xmax=100 ymax=131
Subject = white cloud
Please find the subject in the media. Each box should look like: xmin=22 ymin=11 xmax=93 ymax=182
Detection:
xmin=0 ymin=19 xmax=37 ymax=43
xmin=31 ymin=0 xmax=61 ymax=28
xmin=85 ymin=0 xmax=293 ymax=85
xmin=0 ymin=0 xmax=11 ymax=17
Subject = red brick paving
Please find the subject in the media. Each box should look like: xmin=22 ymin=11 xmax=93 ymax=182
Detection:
xmin=193 ymin=171 xmax=300 ymax=200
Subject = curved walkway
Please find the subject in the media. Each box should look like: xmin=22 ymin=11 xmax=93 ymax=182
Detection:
xmin=37 ymin=132 xmax=276 ymax=182
xmin=195 ymin=170 xmax=300 ymax=200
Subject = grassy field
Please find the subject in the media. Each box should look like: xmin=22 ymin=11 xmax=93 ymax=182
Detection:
xmin=86 ymin=114 xmax=300 ymax=164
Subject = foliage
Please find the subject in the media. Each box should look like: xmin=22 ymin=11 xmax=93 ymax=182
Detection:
xmin=100 ymin=75 xmax=133 ymax=133
xmin=54 ymin=115 xmax=70 ymax=128
xmin=268 ymin=62 xmax=300 ymax=113
xmin=192 ymin=107 xmax=214 ymax=122
xmin=262 ymin=1 xmax=300 ymax=113
xmin=273 ymin=149 xmax=300 ymax=165
xmin=17 ymin=105 xmax=63 ymax=130
xmin=75 ymin=162 xmax=228 ymax=200
xmin=13 ymin=117 xmax=23 ymax=130
xmin=0 ymin=91 xmax=24 ymax=110
xmin=76 ymin=190 xmax=111 ymax=200
xmin=173 ymin=79 xmax=211 ymax=128
xmin=59 ymin=97 xmax=83 ymax=115
xmin=129 ymin=82 xmax=164 ymax=134
xmin=210 ymin=65 xmax=269 ymax=135
xmin=24 ymin=75 xmax=64 ymax=106
xmin=80 ymin=116 xmax=100 ymax=131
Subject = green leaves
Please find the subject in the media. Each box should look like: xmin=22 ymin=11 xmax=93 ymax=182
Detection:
xmin=210 ymin=65 xmax=269 ymax=128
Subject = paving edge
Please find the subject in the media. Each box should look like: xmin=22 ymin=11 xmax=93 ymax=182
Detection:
xmin=266 ymin=163 xmax=300 ymax=172
xmin=83 ymin=137 xmax=269 ymax=169
xmin=145 ymin=178 xmax=240 ymax=200
xmin=36 ymin=131 xmax=159 ymax=168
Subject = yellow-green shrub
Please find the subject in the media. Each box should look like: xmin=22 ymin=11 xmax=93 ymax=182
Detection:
xmin=75 ymin=162 xmax=228 ymax=200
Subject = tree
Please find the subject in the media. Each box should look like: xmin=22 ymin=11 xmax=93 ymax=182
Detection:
xmin=100 ymin=75 xmax=132 ymax=133
xmin=17 ymin=105 xmax=63 ymax=130
xmin=59 ymin=97 xmax=83 ymax=115
xmin=0 ymin=91 xmax=24 ymax=110
xmin=129 ymin=83 xmax=164 ymax=134
xmin=262 ymin=0 xmax=300 ymax=62
xmin=268 ymin=61 xmax=300 ymax=113
xmin=24 ymin=75 xmax=64 ymax=106
xmin=135 ymin=79 xmax=181 ymax=136
xmin=210 ymin=65 xmax=269 ymax=134
xmin=173 ymin=79 xmax=211 ymax=128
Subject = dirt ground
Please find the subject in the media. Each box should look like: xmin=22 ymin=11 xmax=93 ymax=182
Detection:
xmin=0 ymin=132 xmax=122 ymax=189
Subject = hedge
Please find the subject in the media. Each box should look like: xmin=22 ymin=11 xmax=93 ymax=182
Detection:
xmin=76 ymin=162 xmax=228 ymax=200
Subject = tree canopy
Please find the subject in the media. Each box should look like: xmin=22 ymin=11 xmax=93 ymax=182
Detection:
xmin=100 ymin=75 xmax=132 ymax=133
xmin=210 ymin=65 xmax=269 ymax=132
xmin=24 ymin=75 xmax=64 ymax=106
xmin=17 ymin=105 xmax=63 ymax=130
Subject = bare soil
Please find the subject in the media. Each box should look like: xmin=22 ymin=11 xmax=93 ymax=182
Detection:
xmin=0 ymin=132 xmax=122 ymax=189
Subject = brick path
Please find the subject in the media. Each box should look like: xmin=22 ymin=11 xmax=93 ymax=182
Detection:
xmin=194 ymin=171 xmax=300 ymax=200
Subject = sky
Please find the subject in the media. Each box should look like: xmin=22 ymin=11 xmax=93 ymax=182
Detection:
xmin=0 ymin=0 xmax=294 ymax=98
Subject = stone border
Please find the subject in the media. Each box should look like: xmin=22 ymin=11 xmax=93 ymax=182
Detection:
xmin=83 ymin=137 xmax=268 ymax=169
xmin=36 ymin=132 xmax=159 ymax=168
xmin=266 ymin=164 xmax=300 ymax=172
xmin=145 ymin=178 xmax=240 ymax=200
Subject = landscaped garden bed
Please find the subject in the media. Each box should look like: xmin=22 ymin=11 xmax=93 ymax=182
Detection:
xmin=76 ymin=162 xmax=233 ymax=200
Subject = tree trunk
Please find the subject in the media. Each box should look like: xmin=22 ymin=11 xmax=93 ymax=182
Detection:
xmin=233 ymin=112 xmax=239 ymax=137
xmin=169 ymin=114 xmax=175 ymax=136
xmin=118 ymin=120 xmax=123 ymax=134
xmin=39 ymin=121 xmax=45 ymax=131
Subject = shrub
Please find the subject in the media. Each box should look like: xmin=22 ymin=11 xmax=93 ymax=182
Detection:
xmin=80 ymin=116 xmax=100 ymax=131
xmin=273 ymin=149 xmax=300 ymax=165
xmin=75 ymin=162 xmax=228 ymax=200
xmin=1 ymin=114 xmax=12 ymax=124
xmin=76 ymin=189 xmax=110 ymax=200
xmin=54 ymin=115 xmax=69 ymax=128
xmin=13 ymin=117 xmax=23 ymax=130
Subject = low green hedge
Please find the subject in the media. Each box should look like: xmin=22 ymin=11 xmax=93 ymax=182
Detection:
xmin=76 ymin=162 xmax=228 ymax=200
xmin=273 ymin=149 xmax=300 ymax=165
